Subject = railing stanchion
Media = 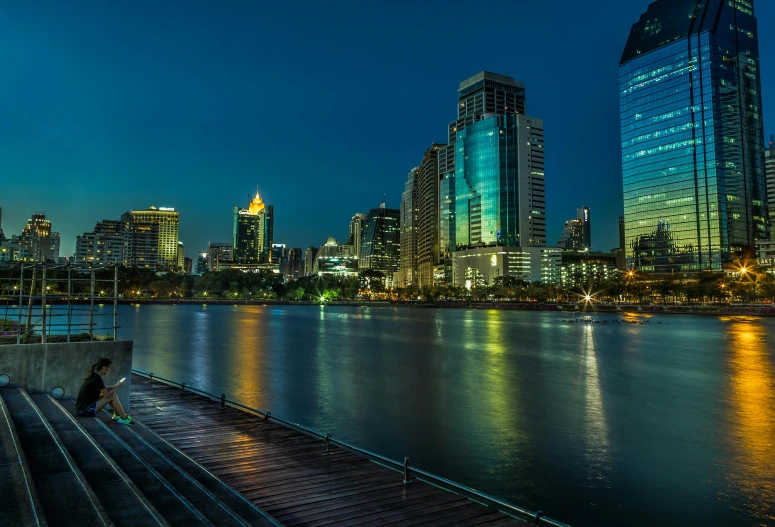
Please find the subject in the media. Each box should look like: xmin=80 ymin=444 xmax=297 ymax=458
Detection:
xmin=113 ymin=265 xmax=119 ymax=340
xmin=67 ymin=266 xmax=72 ymax=343
xmin=17 ymin=263 xmax=24 ymax=345
xmin=181 ymin=382 xmax=186 ymax=395
xmin=325 ymin=434 xmax=332 ymax=453
xmin=89 ymin=269 xmax=95 ymax=341
xmin=221 ymin=393 xmax=226 ymax=409
xmin=40 ymin=264 xmax=47 ymax=344
xmin=403 ymin=457 xmax=413 ymax=484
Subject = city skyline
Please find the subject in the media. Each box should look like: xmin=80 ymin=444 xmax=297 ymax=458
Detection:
xmin=3 ymin=1 xmax=773 ymax=256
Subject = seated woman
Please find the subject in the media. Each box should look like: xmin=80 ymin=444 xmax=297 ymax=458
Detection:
xmin=76 ymin=358 xmax=133 ymax=425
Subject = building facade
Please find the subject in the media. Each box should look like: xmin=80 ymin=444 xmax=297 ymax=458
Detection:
xmin=557 ymin=219 xmax=584 ymax=250
xmin=416 ymin=144 xmax=444 ymax=288
xmin=122 ymin=206 xmax=179 ymax=270
xmin=304 ymin=246 xmax=317 ymax=276
xmin=620 ymin=0 xmax=768 ymax=272
xmin=283 ymin=248 xmax=303 ymax=279
xmin=359 ymin=204 xmax=400 ymax=275
xmin=75 ymin=220 xmax=125 ymax=267
xmin=399 ymin=168 xmax=418 ymax=287
xmin=18 ymin=214 xmax=52 ymax=262
xmin=207 ymin=242 xmax=233 ymax=272
xmin=558 ymin=251 xmax=618 ymax=287
xmin=233 ymin=192 xmax=273 ymax=264
xmin=452 ymin=246 xmax=562 ymax=287
xmin=177 ymin=241 xmax=185 ymax=271
xmin=767 ymin=134 xmax=774 ymax=236
xmin=121 ymin=215 xmax=159 ymax=270
xmin=341 ymin=213 xmax=367 ymax=258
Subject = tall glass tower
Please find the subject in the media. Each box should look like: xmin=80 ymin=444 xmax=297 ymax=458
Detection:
xmin=620 ymin=0 xmax=768 ymax=272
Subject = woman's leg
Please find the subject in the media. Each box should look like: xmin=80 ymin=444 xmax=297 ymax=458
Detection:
xmin=95 ymin=394 xmax=127 ymax=419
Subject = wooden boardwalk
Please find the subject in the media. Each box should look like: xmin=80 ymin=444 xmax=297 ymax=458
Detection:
xmin=130 ymin=374 xmax=526 ymax=527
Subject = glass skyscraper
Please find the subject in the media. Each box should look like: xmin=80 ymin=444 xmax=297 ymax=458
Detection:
xmin=359 ymin=204 xmax=400 ymax=275
xmin=620 ymin=0 xmax=768 ymax=272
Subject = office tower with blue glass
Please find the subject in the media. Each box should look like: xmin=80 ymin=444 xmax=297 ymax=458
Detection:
xmin=620 ymin=0 xmax=768 ymax=272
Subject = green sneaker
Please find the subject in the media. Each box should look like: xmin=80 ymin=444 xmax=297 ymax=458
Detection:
xmin=116 ymin=416 xmax=133 ymax=426
xmin=112 ymin=413 xmax=133 ymax=423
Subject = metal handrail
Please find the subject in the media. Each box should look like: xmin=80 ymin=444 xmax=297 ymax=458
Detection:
xmin=132 ymin=369 xmax=571 ymax=527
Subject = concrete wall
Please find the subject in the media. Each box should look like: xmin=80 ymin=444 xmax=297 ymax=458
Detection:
xmin=0 ymin=340 xmax=134 ymax=411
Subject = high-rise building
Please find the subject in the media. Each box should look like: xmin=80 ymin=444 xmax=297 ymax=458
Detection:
xmin=440 ymin=72 xmax=545 ymax=258
xmin=283 ymin=248 xmax=303 ymax=279
xmin=0 ymin=206 xmax=5 ymax=241
xmin=50 ymin=232 xmax=61 ymax=261
xmin=184 ymin=257 xmax=193 ymax=275
xmin=207 ymin=242 xmax=233 ymax=272
xmin=233 ymin=192 xmax=273 ymax=264
xmin=620 ymin=0 xmax=768 ymax=272
xmin=121 ymin=214 xmax=159 ymax=270
xmin=122 ymin=206 xmax=180 ymax=270
xmin=359 ymin=204 xmax=400 ymax=275
xmin=619 ymin=216 xmax=626 ymax=251
xmin=399 ymin=167 xmax=418 ymax=287
xmin=767 ymin=134 xmax=774 ymax=237
xmin=271 ymin=243 xmax=286 ymax=266
xmin=557 ymin=219 xmax=584 ymax=250
xmin=342 ymin=213 xmax=367 ymax=258
xmin=304 ymin=246 xmax=318 ymax=276
xmin=578 ymin=206 xmax=591 ymax=249
xmin=416 ymin=145 xmax=444 ymax=288
xmin=18 ymin=213 xmax=52 ymax=262
xmin=557 ymin=207 xmax=592 ymax=250
xmin=177 ymin=241 xmax=185 ymax=271
xmin=75 ymin=220 xmax=125 ymax=267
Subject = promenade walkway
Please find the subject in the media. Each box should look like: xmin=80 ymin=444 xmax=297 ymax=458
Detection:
xmin=130 ymin=374 xmax=529 ymax=526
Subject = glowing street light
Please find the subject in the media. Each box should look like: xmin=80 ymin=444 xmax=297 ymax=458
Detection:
xmin=585 ymin=295 xmax=592 ymax=302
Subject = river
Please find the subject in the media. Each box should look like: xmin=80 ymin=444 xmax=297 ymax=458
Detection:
xmin=87 ymin=305 xmax=775 ymax=525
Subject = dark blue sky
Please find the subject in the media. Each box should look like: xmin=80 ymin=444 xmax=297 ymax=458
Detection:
xmin=1 ymin=0 xmax=773 ymax=256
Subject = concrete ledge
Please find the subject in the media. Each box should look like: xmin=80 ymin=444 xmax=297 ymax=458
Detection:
xmin=0 ymin=340 xmax=133 ymax=410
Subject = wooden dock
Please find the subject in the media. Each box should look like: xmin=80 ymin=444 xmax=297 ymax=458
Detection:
xmin=130 ymin=374 xmax=528 ymax=526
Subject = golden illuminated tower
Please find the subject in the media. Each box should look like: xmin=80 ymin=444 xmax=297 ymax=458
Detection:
xmin=233 ymin=191 xmax=274 ymax=264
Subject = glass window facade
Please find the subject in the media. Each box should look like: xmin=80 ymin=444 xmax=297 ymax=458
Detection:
xmin=620 ymin=0 xmax=767 ymax=272
xmin=359 ymin=206 xmax=401 ymax=274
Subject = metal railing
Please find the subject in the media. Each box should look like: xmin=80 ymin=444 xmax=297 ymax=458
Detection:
xmin=0 ymin=262 xmax=120 ymax=344
xmin=132 ymin=369 xmax=572 ymax=527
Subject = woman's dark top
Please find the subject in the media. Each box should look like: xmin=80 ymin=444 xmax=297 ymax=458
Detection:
xmin=76 ymin=373 xmax=105 ymax=411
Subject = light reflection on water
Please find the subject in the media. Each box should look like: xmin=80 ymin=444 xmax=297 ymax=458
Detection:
xmin=70 ymin=304 xmax=775 ymax=527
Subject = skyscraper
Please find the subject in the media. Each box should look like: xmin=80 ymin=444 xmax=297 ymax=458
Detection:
xmin=342 ymin=213 xmax=367 ymax=258
xmin=399 ymin=168 xmax=418 ymax=287
xmin=177 ymin=241 xmax=185 ymax=271
xmin=283 ymin=248 xmax=303 ymax=279
xmin=233 ymin=192 xmax=274 ymax=264
xmin=416 ymin=144 xmax=444 ymax=288
xmin=122 ymin=206 xmax=180 ymax=270
xmin=19 ymin=213 xmax=52 ymax=262
xmin=578 ymin=206 xmax=591 ymax=249
xmin=557 ymin=219 xmax=584 ymax=250
xmin=304 ymin=246 xmax=318 ymax=276
xmin=207 ymin=242 xmax=233 ymax=272
xmin=121 ymin=216 xmax=159 ymax=270
xmin=50 ymin=232 xmax=61 ymax=261
xmin=0 ymin=206 xmax=4 ymax=241
xmin=359 ymin=204 xmax=400 ymax=275
xmin=620 ymin=0 xmax=768 ymax=272
xmin=75 ymin=220 xmax=124 ymax=267
xmin=767 ymin=134 xmax=774 ymax=237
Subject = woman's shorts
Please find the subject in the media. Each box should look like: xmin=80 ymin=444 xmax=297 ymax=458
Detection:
xmin=76 ymin=403 xmax=97 ymax=417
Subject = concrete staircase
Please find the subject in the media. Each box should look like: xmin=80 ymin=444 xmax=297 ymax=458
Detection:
xmin=0 ymin=386 xmax=280 ymax=527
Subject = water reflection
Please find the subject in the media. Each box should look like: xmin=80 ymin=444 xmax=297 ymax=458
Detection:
xmin=581 ymin=325 xmax=611 ymax=483
xmin=725 ymin=320 xmax=775 ymax=524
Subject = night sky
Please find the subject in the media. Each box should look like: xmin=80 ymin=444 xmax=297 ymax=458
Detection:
xmin=1 ymin=1 xmax=773 ymax=256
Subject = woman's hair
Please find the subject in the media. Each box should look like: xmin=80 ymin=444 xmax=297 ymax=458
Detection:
xmin=85 ymin=358 xmax=112 ymax=380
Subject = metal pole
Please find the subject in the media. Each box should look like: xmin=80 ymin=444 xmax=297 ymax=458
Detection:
xmin=403 ymin=457 xmax=413 ymax=484
xmin=17 ymin=264 xmax=24 ymax=345
xmin=67 ymin=266 xmax=72 ymax=343
xmin=41 ymin=264 xmax=47 ymax=344
xmin=113 ymin=265 xmax=118 ymax=339
xmin=89 ymin=269 xmax=95 ymax=341
xmin=26 ymin=266 xmax=36 ymax=340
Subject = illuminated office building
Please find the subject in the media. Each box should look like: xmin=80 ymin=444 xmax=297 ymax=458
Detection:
xmin=766 ymin=134 xmax=774 ymax=236
xmin=620 ymin=0 xmax=768 ymax=272
xmin=233 ymin=192 xmax=274 ymax=264
xmin=122 ymin=206 xmax=179 ymax=270
xmin=399 ymin=168 xmax=418 ymax=287
xmin=359 ymin=204 xmax=400 ymax=275
xmin=18 ymin=213 xmax=53 ymax=262
xmin=75 ymin=221 xmax=125 ymax=267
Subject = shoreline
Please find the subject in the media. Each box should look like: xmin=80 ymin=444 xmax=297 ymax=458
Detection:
xmin=3 ymin=297 xmax=774 ymax=317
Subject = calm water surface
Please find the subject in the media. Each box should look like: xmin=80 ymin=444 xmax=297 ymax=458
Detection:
xmin=108 ymin=305 xmax=773 ymax=526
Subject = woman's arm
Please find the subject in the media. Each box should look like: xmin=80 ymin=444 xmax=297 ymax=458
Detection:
xmin=99 ymin=380 xmax=125 ymax=398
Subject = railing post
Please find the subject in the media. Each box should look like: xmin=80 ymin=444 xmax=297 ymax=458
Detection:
xmin=40 ymin=264 xmax=47 ymax=344
xmin=89 ymin=269 xmax=95 ymax=341
xmin=181 ymin=382 xmax=186 ymax=395
xmin=17 ymin=263 xmax=24 ymax=344
xmin=113 ymin=265 xmax=119 ymax=339
xmin=533 ymin=510 xmax=544 ymax=524
xmin=67 ymin=266 xmax=72 ymax=343
xmin=403 ymin=457 xmax=413 ymax=484
xmin=26 ymin=266 xmax=36 ymax=341
xmin=221 ymin=393 xmax=226 ymax=409
xmin=325 ymin=434 xmax=332 ymax=453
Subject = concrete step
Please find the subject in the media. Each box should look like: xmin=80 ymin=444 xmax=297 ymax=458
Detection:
xmin=29 ymin=394 xmax=167 ymax=527
xmin=58 ymin=398 xmax=254 ymax=527
xmin=54 ymin=399 xmax=213 ymax=527
xmin=0 ymin=389 xmax=47 ymax=527
xmin=1 ymin=387 xmax=111 ymax=527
